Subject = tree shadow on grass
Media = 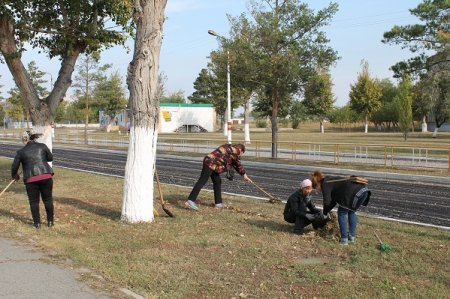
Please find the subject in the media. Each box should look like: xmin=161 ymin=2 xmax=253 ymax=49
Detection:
xmin=56 ymin=197 xmax=121 ymax=221
xmin=0 ymin=208 xmax=32 ymax=226
xmin=244 ymin=218 xmax=294 ymax=233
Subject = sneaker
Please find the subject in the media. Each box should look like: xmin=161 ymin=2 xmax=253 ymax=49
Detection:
xmin=185 ymin=200 xmax=199 ymax=210
xmin=340 ymin=238 xmax=348 ymax=246
xmin=349 ymin=236 xmax=356 ymax=243
xmin=214 ymin=203 xmax=223 ymax=209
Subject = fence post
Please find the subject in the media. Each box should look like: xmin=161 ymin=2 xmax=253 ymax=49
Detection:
xmin=384 ymin=145 xmax=387 ymax=167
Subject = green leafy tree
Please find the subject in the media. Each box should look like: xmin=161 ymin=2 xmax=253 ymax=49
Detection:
xmin=64 ymin=102 xmax=84 ymax=124
xmin=233 ymin=0 xmax=339 ymax=157
xmin=6 ymin=88 xmax=25 ymax=122
xmin=417 ymin=70 xmax=450 ymax=137
xmin=161 ymin=90 xmax=186 ymax=103
xmin=371 ymin=79 xmax=399 ymax=130
xmin=303 ymin=71 xmax=335 ymax=133
xmin=94 ymin=71 xmax=127 ymax=131
xmin=349 ymin=61 xmax=382 ymax=133
xmin=328 ymin=105 xmax=359 ymax=130
xmin=0 ymin=0 xmax=132 ymax=149
xmin=395 ymin=76 xmax=413 ymax=140
xmin=382 ymin=0 xmax=449 ymax=78
xmin=188 ymin=69 xmax=213 ymax=104
xmin=289 ymin=100 xmax=307 ymax=129
xmin=54 ymin=100 xmax=67 ymax=123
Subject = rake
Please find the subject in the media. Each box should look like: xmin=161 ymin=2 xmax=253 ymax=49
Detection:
xmin=374 ymin=231 xmax=392 ymax=252
xmin=0 ymin=178 xmax=17 ymax=198
xmin=248 ymin=180 xmax=281 ymax=203
xmin=155 ymin=169 xmax=175 ymax=218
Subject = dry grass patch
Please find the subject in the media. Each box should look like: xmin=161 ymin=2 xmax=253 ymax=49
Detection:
xmin=0 ymin=158 xmax=449 ymax=298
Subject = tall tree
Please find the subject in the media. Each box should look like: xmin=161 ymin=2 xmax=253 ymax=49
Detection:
xmin=371 ymin=79 xmax=399 ymax=131
xmin=303 ymin=71 xmax=335 ymax=133
xmin=382 ymin=0 xmax=449 ymax=78
xmin=349 ymin=61 xmax=382 ymax=133
xmin=122 ymin=0 xmax=167 ymax=223
xmin=233 ymin=0 xmax=339 ymax=157
xmin=188 ymin=69 xmax=213 ymax=104
xmin=94 ymin=70 xmax=127 ymax=132
xmin=72 ymin=53 xmax=111 ymax=143
xmin=395 ymin=76 xmax=413 ymax=140
xmin=416 ymin=70 xmax=450 ymax=137
xmin=0 ymin=1 xmax=132 ymax=150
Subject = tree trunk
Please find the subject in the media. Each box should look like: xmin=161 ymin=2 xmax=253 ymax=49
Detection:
xmin=244 ymin=99 xmax=251 ymax=144
xmin=122 ymin=0 xmax=167 ymax=223
xmin=421 ymin=116 xmax=428 ymax=132
xmin=320 ymin=120 xmax=324 ymax=134
xmin=364 ymin=115 xmax=368 ymax=133
xmin=271 ymin=93 xmax=279 ymax=158
xmin=432 ymin=127 xmax=438 ymax=138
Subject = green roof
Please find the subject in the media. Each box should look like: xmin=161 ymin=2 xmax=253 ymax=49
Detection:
xmin=160 ymin=103 xmax=213 ymax=107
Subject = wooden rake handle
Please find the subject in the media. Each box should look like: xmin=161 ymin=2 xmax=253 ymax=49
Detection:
xmin=0 ymin=179 xmax=17 ymax=198
xmin=248 ymin=180 xmax=281 ymax=203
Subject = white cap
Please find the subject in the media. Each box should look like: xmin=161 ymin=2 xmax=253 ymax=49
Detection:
xmin=301 ymin=179 xmax=312 ymax=189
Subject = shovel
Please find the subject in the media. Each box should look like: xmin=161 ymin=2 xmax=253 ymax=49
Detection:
xmin=374 ymin=231 xmax=392 ymax=252
xmin=155 ymin=169 xmax=175 ymax=218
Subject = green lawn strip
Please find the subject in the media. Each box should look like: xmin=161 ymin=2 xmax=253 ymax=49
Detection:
xmin=0 ymin=158 xmax=449 ymax=298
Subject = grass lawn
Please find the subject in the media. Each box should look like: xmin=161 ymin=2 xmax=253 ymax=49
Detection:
xmin=0 ymin=158 xmax=449 ymax=298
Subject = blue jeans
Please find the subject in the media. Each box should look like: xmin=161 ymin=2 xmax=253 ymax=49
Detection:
xmin=338 ymin=206 xmax=357 ymax=240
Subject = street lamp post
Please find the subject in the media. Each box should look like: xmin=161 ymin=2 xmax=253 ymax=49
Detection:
xmin=208 ymin=29 xmax=232 ymax=144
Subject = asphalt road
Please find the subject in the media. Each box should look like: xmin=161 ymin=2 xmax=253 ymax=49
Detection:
xmin=1 ymin=142 xmax=449 ymax=228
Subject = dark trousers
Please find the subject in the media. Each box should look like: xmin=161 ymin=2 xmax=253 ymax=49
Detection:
xmin=25 ymin=179 xmax=54 ymax=225
xmin=188 ymin=164 xmax=222 ymax=204
xmin=284 ymin=213 xmax=312 ymax=235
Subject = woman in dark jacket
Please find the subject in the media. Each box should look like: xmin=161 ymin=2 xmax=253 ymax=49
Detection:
xmin=11 ymin=130 xmax=54 ymax=229
xmin=311 ymin=171 xmax=371 ymax=245
xmin=284 ymin=179 xmax=321 ymax=235
xmin=185 ymin=143 xmax=252 ymax=210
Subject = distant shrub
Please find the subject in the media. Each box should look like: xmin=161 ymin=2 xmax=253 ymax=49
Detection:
xmin=255 ymin=119 xmax=267 ymax=128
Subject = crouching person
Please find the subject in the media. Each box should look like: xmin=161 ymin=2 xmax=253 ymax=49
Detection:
xmin=284 ymin=179 xmax=322 ymax=235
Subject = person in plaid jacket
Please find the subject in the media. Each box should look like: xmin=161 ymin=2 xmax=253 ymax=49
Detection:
xmin=185 ymin=143 xmax=252 ymax=210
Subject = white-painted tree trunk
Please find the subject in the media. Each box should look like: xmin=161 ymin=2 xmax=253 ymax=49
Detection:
xmin=33 ymin=125 xmax=53 ymax=167
xmin=244 ymin=99 xmax=251 ymax=144
xmin=122 ymin=127 xmax=157 ymax=222
xmin=320 ymin=121 xmax=324 ymax=134
xmin=122 ymin=0 xmax=167 ymax=223
xmin=432 ymin=127 xmax=438 ymax=138
xmin=421 ymin=116 xmax=428 ymax=132
xmin=244 ymin=123 xmax=251 ymax=144
xmin=364 ymin=116 xmax=369 ymax=133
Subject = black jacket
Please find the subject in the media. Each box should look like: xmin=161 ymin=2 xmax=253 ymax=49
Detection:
xmin=284 ymin=189 xmax=320 ymax=218
xmin=321 ymin=176 xmax=371 ymax=214
xmin=11 ymin=141 xmax=53 ymax=181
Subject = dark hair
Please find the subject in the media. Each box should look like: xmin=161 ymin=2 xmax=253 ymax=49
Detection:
xmin=311 ymin=170 xmax=324 ymax=189
xmin=235 ymin=143 xmax=245 ymax=153
xmin=22 ymin=130 xmax=43 ymax=143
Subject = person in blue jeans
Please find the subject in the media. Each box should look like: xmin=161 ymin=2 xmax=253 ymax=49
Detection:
xmin=311 ymin=171 xmax=371 ymax=245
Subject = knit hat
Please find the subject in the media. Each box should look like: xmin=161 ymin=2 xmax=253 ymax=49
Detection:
xmin=301 ymin=179 xmax=312 ymax=189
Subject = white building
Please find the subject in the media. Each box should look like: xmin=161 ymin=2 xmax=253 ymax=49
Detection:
xmin=100 ymin=103 xmax=217 ymax=133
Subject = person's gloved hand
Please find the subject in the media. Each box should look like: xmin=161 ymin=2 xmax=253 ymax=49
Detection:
xmin=323 ymin=213 xmax=331 ymax=220
xmin=13 ymin=174 xmax=20 ymax=181
xmin=305 ymin=213 xmax=315 ymax=221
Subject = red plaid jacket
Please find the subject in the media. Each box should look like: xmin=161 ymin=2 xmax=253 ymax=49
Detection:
xmin=203 ymin=144 xmax=246 ymax=175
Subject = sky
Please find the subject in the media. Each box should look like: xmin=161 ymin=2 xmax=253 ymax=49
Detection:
xmin=0 ymin=0 xmax=425 ymax=107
